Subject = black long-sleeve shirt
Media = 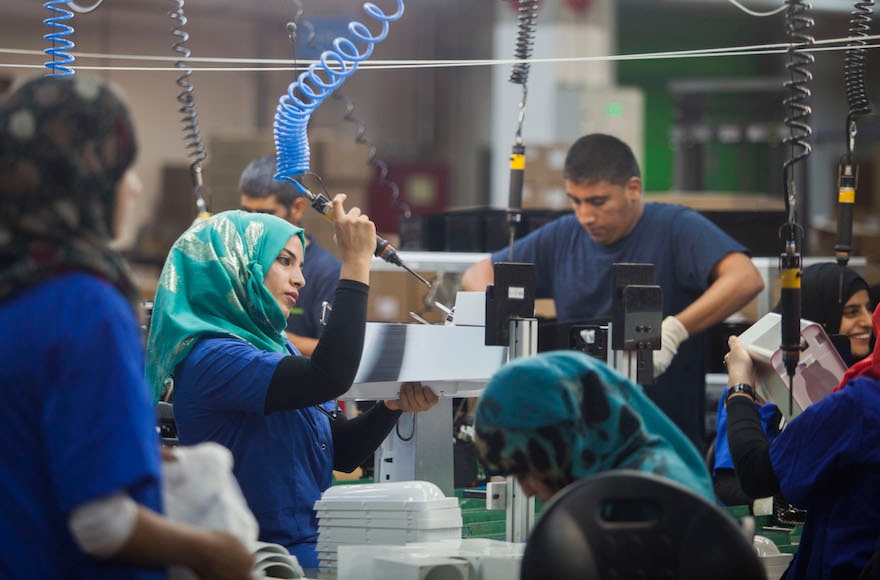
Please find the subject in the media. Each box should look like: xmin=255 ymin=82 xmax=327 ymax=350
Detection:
xmin=726 ymin=396 xmax=781 ymax=498
xmin=263 ymin=278 xmax=403 ymax=470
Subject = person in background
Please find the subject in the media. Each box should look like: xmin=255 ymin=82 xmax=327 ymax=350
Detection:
xmin=712 ymin=263 xmax=873 ymax=505
xmin=0 ymin=75 xmax=253 ymax=579
xmin=726 ymin=326 xmax=880 ymax=579
xmin=473 ymin=350 xmax=715 ymax=503
xmin=461 ymin=133 xmax=764 ymax=452
xmin=146 ymin=205 xmax=439 ymax=569
xmin=239 ymin=155 xmax=341 ymax=356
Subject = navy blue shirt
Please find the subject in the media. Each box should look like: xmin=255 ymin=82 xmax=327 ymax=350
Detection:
xmin=491 ymin=203 xmax=747 ymax=449
xmin=769 ymin=376 xmax=880 ymax=580
xmin=287 ymin=235 xmax=340 ymax=339
xmin=173 ymin=338 xmax=335 ymax=569
xmin=0 ymin=273 xmax=164 ymax=579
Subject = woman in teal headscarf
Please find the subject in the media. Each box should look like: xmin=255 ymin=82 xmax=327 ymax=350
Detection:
xmin=474 ymin=350 xmax=715 ymax=502
xmin=145 ymin=203 xmax=438 ymax=570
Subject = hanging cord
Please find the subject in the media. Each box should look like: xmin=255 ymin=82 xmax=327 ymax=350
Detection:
xmin=726 ymin=0 xmax=787 ymax=17
xmin=8 ymin=33 xmax=880 ymax=72
xmin=274 ymin=2 xmax=430 ymax=288
xmin=505 ymin=0 xmax=539 ymax=260
xmin=396 ymin=413 xmax=415 ymax=442
xmin=779 ymin=0 xmax=814 ymax=417
xmin=274 ymin=0 xmax=405 ymax=180
xmin=43 ymin=1 xmax=75 ymax=76
xmin=67 ymin=0 xmax=104 ymax=13
xmin=288 ymin=7 xmax=409 ymax=217
xmin=835 ymin=0 xmax=874 ymax=300
xmin=169 ymin=0 xmax=210 ymax=220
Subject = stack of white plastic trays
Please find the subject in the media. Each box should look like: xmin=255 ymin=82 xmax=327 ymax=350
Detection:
xmin=313 ymin=481 xmax=463 ymax=571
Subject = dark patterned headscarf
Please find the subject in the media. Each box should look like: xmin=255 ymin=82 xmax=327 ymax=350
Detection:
xmin=0 ymin=75 xmax=138 ymax=306
xmin=474 ymin=351 xmax=715 ymax=502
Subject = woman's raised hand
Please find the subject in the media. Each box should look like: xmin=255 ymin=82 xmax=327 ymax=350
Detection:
xmin=332 ymin=193 xmax=377 ymax=285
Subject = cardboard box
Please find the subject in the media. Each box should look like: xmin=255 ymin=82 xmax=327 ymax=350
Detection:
xmin=367 ymin=270 xmax=440 ymax=323
xmin=810 ymin=219 xmax=880 ymax=260
xmin=645 ymin=192 xmax=785 ymax=212
xmin=308 ymin=128 xmax=373 ymax=183
xmin=519 ymin=143 xmax=570 ymax=210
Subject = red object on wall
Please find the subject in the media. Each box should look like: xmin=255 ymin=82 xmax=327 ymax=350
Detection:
xmin=565 ymin=0 xmax=594 ymax=12
xmin=368 ymin=161 xmax=449 ymax=235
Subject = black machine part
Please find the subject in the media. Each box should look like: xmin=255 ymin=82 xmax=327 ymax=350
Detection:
xmin=612 ymin=263 xmax=663 ymax=385
xmin=485 ymin=262 xmax=537 ymax=347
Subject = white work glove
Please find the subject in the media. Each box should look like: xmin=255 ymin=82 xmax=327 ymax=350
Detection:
xmin=653 ymin=315 xmax=689 ymax=378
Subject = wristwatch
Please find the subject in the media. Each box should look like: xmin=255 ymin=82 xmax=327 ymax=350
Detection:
xmin=726 ymin=383 xmax=756 ymax=404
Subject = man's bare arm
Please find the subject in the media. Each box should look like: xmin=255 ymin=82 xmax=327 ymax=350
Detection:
xmin=461 ymin=258 xmax=495 ymax=292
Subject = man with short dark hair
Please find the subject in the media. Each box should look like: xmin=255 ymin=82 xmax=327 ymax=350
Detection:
xmin=462 ymin=133 xmax=764 ymax=450
xmin=240 ymin=155 xmax=341 ymax=356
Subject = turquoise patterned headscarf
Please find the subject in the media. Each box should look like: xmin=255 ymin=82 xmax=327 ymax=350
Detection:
xmin=145 ymin=210 xmax=305 ymax=403
xmin=474 ymin=351 xmax=715 ymax=502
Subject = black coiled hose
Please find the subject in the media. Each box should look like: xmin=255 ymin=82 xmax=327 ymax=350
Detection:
xmin=169 ymin=0 xmax=209 ymax=215
xmin=844 ymin=0 xmax=874 ymax=151
xmin=781 ymin=0 xmax=814 ymax=230
xmin=509 ymin=0 xmax=539 ymax=86
xmin=335 ymin=93 xmax=411 ymax=217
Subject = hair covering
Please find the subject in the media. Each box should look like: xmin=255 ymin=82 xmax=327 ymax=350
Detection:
xmin=0 ymin=75 xmax=138 ymax=305
xmin=473 ymin=350 xmax=715 ymax=502
xmin=146 ymin=210 xmax=305 ymax=403
xmin=798 ymin=263 xmax=869 ymax=335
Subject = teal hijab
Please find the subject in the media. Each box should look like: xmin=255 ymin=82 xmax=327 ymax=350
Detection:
xmin=474 ymin=351 xmax=715 ymax=502
xmin=146 ymin=210 xmax=305 ymax=403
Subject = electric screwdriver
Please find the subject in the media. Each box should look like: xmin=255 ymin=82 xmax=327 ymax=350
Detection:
xmin=289 ymin=179 xmax=431 ymax=288
xmin=834 ymin=157 xmax=856 ymax=301
xmin=779 ymin=241 xmax=801 ymax=416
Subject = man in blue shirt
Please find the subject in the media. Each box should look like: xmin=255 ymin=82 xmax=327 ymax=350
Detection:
xmin=239 ymin=155 xmax=342 ymax=356
xmin=462 ymin=134 xmax=764 ymax=450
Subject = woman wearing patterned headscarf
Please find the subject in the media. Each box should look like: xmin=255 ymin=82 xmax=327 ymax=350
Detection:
xmin=145 ymin=206 xmax=438 ymax=570
xmin=0 ymin=75 xmax=253 ymax=578
xmin=473 ymin=350 xmax=715 ymax=503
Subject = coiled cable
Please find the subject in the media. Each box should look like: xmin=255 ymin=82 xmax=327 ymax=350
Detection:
xmin=506 ymin=0 xmax=540 ymax=259
xmin=835 ymin=0 xmax=874 ymax=297
xmin=169 ymin=0 xmax=210 ymax=218
xmin=509 ymin=0 xmax=538 ymax=87
xmin=289 ymin=7 xmax=409 ymax=216
xmin=274 ymin=0 xmax=405 ymax=182
xmin=781 ymin=0 xmax=814 ymax=232
xmin=43 ymin=1 xmax=75 ymax=77
xmin=844 ymin=0 xmax=873 ymax=154
xmin=779 ymin=0 xmax=814 ymax=416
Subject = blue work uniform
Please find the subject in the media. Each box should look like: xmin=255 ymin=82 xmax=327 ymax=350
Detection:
xmin=491 ymin=204 xmax=747 ymax=450
xmin=769 ymin=376 xmax=880 ymax=579
xmin=173 ymin=338 xmax=335 ymax=569
xmin=286 ymin=235 xmax=340 ymax=339
xmin=0 ymin=273 xmax=164 ymax=579
xmin=713 ymin=387 xmax=781 ymax=475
